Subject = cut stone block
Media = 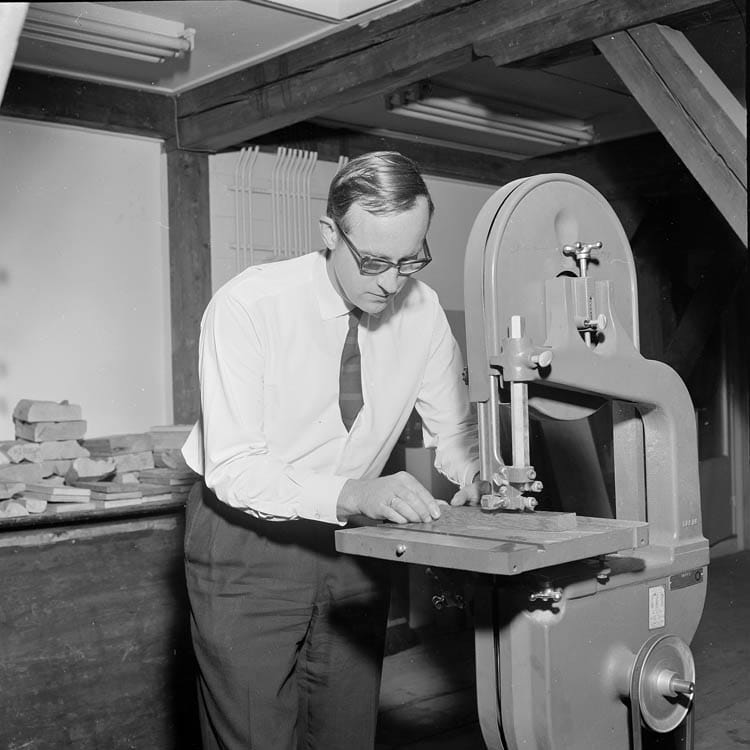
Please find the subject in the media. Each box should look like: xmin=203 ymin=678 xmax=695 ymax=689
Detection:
xmin=0 ymin=499 xmax=28 ymax=518
xmin=26 ymin=483 xmax=90 ymax=500
xmin=113 ymin=451 xmax=154 ymax=474
xmin=33 ymin=475 xmax=66 ymax=487
xmin=15 ymin=420 xmax=87 ymax=442
xmin=0 ymin=462 xmax=45 ymax=484
xmin=149 ymin=425 xmax=193 ymax=450
xmin=40 ymin=460 xmax=73 ymax=477
xmin=83 ymin=433 xmax=152 ymax=455
xmin=138 ymin=483 xmax=176 ymax=499
xmin=112 ymin=472 xmax=140 ymax=484
xmin=153 ymin=449 xmax=189 ymax=470
xmin=0 ymin=481 xmax=25 ymax=500
xmin=13 ymin=399 xmax=83 ymax=423
xmin=138 ymin=467 xmax=199 ymax=485
xmin=39 ymin=440 xmax=90 ymax=461
xmin=65 ymin=457 xmax=116 ymax=483
xmin=18 ymin=495 xmax=47 ymax=513
xmin=0 ymin=440 xmax=42 ymax=464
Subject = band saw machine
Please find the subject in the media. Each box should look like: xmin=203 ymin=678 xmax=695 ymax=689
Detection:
xmin=335 ymin=174 xmax=709 ymax=750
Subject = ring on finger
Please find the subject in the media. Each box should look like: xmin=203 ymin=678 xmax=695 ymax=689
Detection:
xmin=389 ymin=497 xmax=398 ymax=508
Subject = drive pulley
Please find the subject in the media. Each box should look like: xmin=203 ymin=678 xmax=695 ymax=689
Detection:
xmin=630 ymin=634 xmax=696 ymax=744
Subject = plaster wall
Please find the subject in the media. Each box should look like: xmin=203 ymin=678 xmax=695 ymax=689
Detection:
xmin=0 ymin=117 xmax=172 ymax=441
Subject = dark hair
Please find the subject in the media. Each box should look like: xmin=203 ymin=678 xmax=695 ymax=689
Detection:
xmin=326 ymin=151 xmax=434 ymax=229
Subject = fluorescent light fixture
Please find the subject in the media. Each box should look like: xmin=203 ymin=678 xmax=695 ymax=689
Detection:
xmin=387 ymin=83 xmax=594 ymax=149
xmin=21 ymin=2 xmax=195 ymax=64
xmin=313 ymin=118 xmax=529 ymax=161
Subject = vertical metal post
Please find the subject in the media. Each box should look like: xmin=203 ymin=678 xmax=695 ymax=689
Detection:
xmin=509 ymin=315 xmax=530 ymax=467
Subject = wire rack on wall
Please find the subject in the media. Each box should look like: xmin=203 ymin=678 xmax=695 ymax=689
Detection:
xmin=228 ymin=147 xmax=350 ymax=271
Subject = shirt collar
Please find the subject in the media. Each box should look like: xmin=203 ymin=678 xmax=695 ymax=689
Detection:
xmin=313 ymin=249 xmax=355 ymax=319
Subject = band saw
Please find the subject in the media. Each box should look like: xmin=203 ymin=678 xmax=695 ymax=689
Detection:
xmin=335 ymin=173 xmax=708 ymax=749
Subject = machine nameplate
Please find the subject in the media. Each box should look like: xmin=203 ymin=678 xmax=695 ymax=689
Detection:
xmin=669 ymin=568 xmax=704 ymax=590
xmin=648 ymin=585 xmax=666 ymax=629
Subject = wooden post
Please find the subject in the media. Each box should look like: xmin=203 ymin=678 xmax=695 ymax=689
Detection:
xmin=166 ymin=149 xmax=211 ymax=425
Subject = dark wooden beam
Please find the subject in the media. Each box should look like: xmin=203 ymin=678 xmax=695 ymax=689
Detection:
xmin=176 ymin=0 xmax=720 ymax=152
xmin=1 ymin=68 xmax=175 ymax=139
xmin=595 ymin=25 xmax=747 ymax=245
xmin=505 ymin=0 xmax=739 ymax=70
xmin=630 ymin=23 xmax=746 ymax=188
xmin=167 ymin=150 xmax=212 ymax=424
xmin=177 ymin=0 xmax=461 ymax=119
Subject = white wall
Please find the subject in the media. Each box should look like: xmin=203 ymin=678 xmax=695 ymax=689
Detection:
xmin=209 ymin=150 xmax=498 ymax=312
xmin=0 ymin=117 xmax=172 ymax=441
xmin=419 ymin=175 xmax=497 ymax=312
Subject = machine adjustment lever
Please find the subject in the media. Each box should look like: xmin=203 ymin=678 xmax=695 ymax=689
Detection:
xmin=575 ymin=313 xmax=607 ymax=332
xmin=562 ymin=241 xmax=602 ymax=277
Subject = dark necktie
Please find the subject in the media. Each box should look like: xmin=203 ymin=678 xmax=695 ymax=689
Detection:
xmin=339 ymin=309 xmax=363 ymax=431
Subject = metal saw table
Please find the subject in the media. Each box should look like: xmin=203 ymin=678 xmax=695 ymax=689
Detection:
xmin=337 ymin=505 xmax=648 ymax=575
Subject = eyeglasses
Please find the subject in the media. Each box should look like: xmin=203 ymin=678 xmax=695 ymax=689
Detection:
xmin=334 ymin=220 xmax=432 ymax=276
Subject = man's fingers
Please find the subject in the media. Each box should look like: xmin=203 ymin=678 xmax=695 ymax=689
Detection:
xmin=383 ymin=505 xmax=408 ymax=524
xmin=396 ymin=475 xmax=440 ymax=519
xmin=402 ymin=492 xmax=440 ymax=521
xmin=387 ymin=497 xmax=424 ymax=523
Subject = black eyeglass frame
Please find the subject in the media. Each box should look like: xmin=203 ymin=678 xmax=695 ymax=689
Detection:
xmin=333 ymin=220 xmax=432 ymax=276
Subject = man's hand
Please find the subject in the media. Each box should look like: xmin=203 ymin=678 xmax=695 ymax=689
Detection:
xmin=337 ymin=471 xmax=440 ymax=524
xmin=449 ymin=479 xmax=492 ymax=507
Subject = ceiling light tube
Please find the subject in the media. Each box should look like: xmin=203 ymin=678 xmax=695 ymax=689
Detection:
xmin=389 ymin=102 xmax=586 ymax=147
xmin=21 ymin=3 xmax=194 ymax=63
xmin=24 ymin=17 xmax=192 ymax=53
xmin=313 ymin=117 xmax=529 ymax=161
xmin=416 ymin=96 xmax=593 ymax=142
xmin=23 ymin=24 xmax=189 ymax=57
xmin=20 ymin=31 xmax=175 ymax=64
xmin=387 ymin=84 xmax=595 ymax=148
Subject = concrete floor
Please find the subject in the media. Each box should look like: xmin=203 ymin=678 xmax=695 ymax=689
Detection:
xmin=377 ymin=550 xmax=750 ymax=750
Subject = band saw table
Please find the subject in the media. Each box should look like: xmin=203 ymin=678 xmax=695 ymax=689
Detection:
xmin=336 ymin=174 xmax=708 ymax=750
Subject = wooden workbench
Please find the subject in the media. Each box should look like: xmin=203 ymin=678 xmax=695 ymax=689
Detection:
xmin=0 ymin=499 xmax=200 ymax=749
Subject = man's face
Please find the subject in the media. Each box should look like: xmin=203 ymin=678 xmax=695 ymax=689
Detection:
xmin=322 ymin=196 xmax=431 ymax=316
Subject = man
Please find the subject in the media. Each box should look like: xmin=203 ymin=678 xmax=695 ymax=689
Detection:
xmin=182 ymin=151 xmax=485 ymax=750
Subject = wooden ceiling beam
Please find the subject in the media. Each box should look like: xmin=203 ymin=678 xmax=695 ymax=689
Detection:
xmin=0 ymin=68 xmax=175 ymax=139
xmin=630 ymin=24 xmax=746 ymax=187
xmin=176 ymin=0 xmax=721 ymax=152
xmin=595 ymin=25 xmax=747 ymax=246
xmin=504 ymin=0 xmax=739 ymax=70
xmin=176 ymin=0 xmax=461 ymax=119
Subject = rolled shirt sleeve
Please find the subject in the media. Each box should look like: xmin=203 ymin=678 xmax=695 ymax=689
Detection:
xmin=416 ymin=304 xmax=479 ymax=488
xmin=189 ymin=287 xmax=347 ymax=525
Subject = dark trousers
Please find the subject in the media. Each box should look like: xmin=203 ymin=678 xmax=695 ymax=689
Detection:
xmin=184 ymin=483 xmax=390 ymax=750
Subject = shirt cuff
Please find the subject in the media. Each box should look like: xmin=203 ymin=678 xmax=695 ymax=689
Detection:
xmin=297 ymin=472 xmax=349 ymax=526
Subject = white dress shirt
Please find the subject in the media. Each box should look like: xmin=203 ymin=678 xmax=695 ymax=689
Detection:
xmin=182 ymin=249 xmax=478 ymax=525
